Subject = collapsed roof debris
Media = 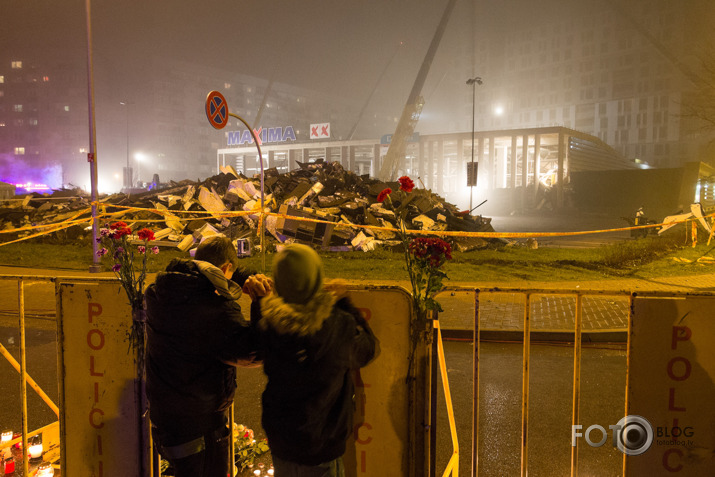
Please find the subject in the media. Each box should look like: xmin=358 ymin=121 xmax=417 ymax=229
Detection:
xmin=0 ymin=160 xmax=502 ymax=253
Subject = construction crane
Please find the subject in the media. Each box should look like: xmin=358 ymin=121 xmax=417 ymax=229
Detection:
xmin=377 ymin=0 xmax=457 ymax=181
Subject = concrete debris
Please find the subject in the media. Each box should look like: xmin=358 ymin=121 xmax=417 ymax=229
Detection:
xmin=412 ymin=214 xmax=435 ymax=230
xmin=351 ymin=231 xmax=377 ymax=252
xmin=0 ymin=159 xmax=503 ymax=254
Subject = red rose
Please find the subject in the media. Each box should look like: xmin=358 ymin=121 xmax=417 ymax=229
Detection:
xmin=376 ymin=188 xmax=392 ymax=203
xmin=137 ymin=228 xmax=155 ymax=241
xmin=398 ymin=176 xmax=415 ymax=193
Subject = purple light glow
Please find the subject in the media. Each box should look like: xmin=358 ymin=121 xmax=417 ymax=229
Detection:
xmin=14 ymin=182 xmax=50 ymax=191
xmin=1 ymin=154 xmax=63 ymax=192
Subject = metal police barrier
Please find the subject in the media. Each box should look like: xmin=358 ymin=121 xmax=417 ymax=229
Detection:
xmin=57 ymin=279 xmax=150 ymax=476
xmin=431 ymin=287 xmax=715 ymax=477
xmin=3 ymin=275 xmax=447 ymax=476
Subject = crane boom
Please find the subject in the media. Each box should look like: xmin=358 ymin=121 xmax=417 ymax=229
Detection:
xmin=377 ymin=0 xmax=457 ymax=181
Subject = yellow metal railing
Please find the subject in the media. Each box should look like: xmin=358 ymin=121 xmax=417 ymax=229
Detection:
xmin=6 ymin=266 xmax=713 ymax=476
xmin=0 ymin=275 xmax=62 ymax=476
xmin=437 ymin=286 xmax=715 ymax=477
xmin=434 ymin=320 xmax=459 ymax=476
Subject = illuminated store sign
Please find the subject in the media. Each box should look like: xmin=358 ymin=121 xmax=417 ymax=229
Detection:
xmin=227 ymin=126 xmax=297 ymax=146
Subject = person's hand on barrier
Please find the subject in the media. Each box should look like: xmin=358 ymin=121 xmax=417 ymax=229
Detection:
xmin=325 ymin=279 xmax=349 ymax=300
xmin=243 ymin=274 xmax=273 ymax=300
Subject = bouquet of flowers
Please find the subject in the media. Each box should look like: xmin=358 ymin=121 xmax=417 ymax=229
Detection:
xmin=96 ymin=221 xmax=158 ymax=361
xmin=376 ymin=176 xmax=452 ymax=319
xmin=376 ymin=176 xmax=452 ymax=372
xmin=233 ymin=424 xmax=270 ymax=471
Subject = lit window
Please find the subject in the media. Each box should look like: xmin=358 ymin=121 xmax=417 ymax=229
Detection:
xmin=79 ymin=148 xmax=87 ymax=153
xmin=0 ymin=76 xmax=4 ymax=83
xmin=29 ymin=119 xmax=38 ymax=126
xmin=15 ymin=147 xmax=25 ymax=155
xmin=64 ymin=105 xmax=70 ymax=112
xmin=14 ymin=104 xmax=23 ymax=112
xmin=43 ymin=76 xmax=49 ymax=82
xmin=0 ymin=122 xmax=5 ymax=127
xmin=224 ymin=83 xmax=231 ymax=89
xmin=11 ymin=61 xmax=22 ymax=69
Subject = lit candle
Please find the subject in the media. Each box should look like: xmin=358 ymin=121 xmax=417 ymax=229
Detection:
xmin=267 ymin=468 xmax=275 ymax=476
xmin=28 ymin=434 xmax=43 ymax=459
xmin=3 ymin=458 xmax=14 ymax=474
xmin=0 ymin=430 xmax=12 ymax=443
xmin=36 ymin=462 xmax=55 ymax=476
xmin=253 ymin=469 xmax=261 ymax=476
xmin=29 ymin=442 xmax=43 ymax=459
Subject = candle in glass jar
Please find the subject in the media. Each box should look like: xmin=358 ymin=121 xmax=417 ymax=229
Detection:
xmin=36 ymin=461 xmax=55 ymax=476
xmin=28 ymin=434 xmax=43 ymax=459
xmin=3 ymin=457 xmax=15 ymax=474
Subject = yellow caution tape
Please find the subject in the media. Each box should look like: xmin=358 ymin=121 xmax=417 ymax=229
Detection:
xmin=0 ymin=217 xmax=93 ymax=247
xmin=1 ymin=201 xmax=713 ymax=244
xmin=0 ymin=207 xmax=92 ymax=234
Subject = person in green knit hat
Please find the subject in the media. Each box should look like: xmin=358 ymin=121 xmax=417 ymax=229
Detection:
xmin=254 ymin=244 xmax=379 ymax=476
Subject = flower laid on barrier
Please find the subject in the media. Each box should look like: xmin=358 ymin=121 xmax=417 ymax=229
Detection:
xmin=407 ymin=236 xmax=452 ymax=313
xmin=376 ymin=176 xmax=452 ymax=372
xmin=96 ymin=221 xmax=159 ymax=362
xmin=376 ymin=176 xmax=452 ymax=318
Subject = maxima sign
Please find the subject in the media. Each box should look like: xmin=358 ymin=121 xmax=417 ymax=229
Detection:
xmin=227 ymin=126 xmax=297 ymax=146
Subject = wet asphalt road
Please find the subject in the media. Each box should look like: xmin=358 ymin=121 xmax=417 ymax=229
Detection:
xmin=432 ymin=340 xmax=627 ymax=477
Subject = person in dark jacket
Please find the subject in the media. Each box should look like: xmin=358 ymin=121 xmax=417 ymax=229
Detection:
xmin=256 ymin=244 xmax=379 ymax=477
xmin=146 ymin=235 xmax=270 ymax=477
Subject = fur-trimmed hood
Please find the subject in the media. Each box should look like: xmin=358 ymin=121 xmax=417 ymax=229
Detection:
xmin=259 ymin=289 xmax=336 ymax=336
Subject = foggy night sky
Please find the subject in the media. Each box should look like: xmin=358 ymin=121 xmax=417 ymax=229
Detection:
xmin=2 ymin=0 xmax=713 ymax=190
xmin=0 ymin=0 xmax=471 ymax=107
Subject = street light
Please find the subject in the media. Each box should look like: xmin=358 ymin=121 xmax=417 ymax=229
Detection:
xmin=134 ymin=152 xmax=146 ymax=186
xmin=466 ymin=76 xmax=483 ymax=211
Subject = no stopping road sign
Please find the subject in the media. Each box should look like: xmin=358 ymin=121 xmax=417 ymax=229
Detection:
xmin=206 ymin=90 xmax=229 ymax=129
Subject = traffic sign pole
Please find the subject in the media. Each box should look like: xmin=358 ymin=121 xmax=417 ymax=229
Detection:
xmin=205 ymin=91 xmax=266 ymax=272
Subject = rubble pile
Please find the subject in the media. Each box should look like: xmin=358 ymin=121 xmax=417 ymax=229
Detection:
xmin=0 ymin=160 xmax=501 ymax=253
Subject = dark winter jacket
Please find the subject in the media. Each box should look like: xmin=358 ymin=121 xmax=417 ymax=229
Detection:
xmin=145 ymin=258 xmax=257 ymax=441
xmin=256 ymin=290 xmax=379 ymax=466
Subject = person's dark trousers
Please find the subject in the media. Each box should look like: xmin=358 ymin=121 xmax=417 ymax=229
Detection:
xmin=153 ymin=421 xmax=231 ymax=477
xmin=272 ymin=455 xmax=345 ymax=477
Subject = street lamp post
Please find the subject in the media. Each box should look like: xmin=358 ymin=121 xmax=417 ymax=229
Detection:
xmin=466 ymin=76 xmax=483 ymax=212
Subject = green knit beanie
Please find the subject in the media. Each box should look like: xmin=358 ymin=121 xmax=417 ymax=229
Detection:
xmin=273 ymin=244 xmax=323 ymax=304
